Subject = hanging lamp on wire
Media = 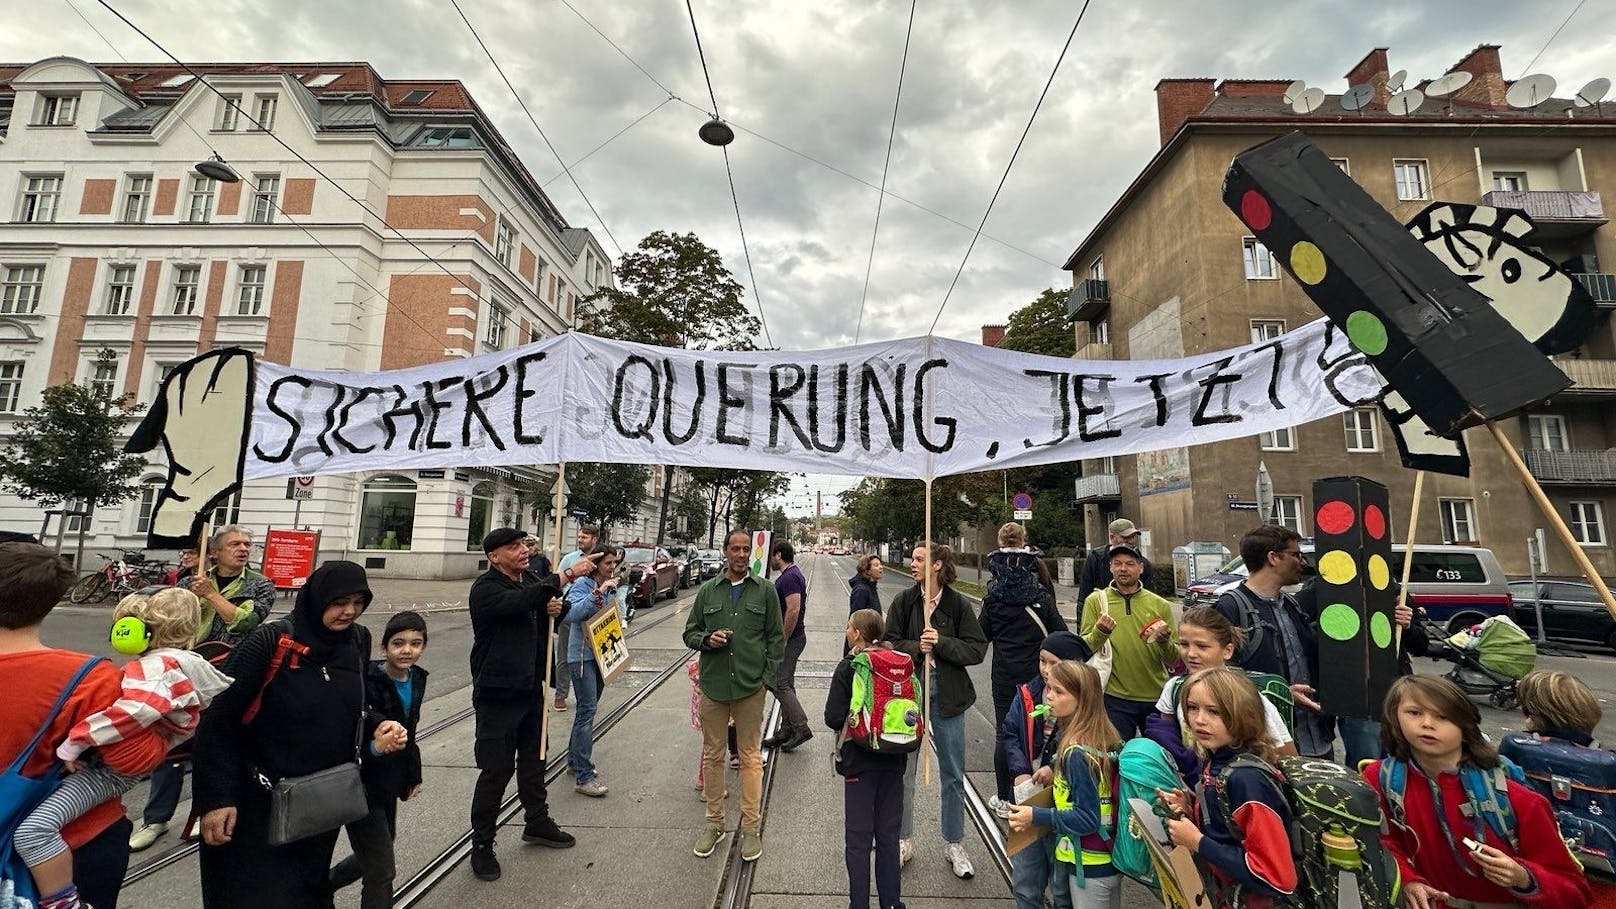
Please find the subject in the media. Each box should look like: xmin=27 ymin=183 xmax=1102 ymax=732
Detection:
xmin=194 ymin=152 xmax=241 ymax=183
xmin=698 ymin=116 xmax=734 ymax=147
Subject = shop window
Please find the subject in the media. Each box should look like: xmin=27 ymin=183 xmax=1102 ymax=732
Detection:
xmin=359 ymin=474 xmax=416 ymax=550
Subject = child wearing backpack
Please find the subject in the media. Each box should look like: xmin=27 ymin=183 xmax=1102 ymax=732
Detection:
xmin=15 ymin=589 xmax=233 ymax=909
xmin=1145 ymin=608 xmax=1297 ymax=779
xmin=1509 ymin=669 xmax=1601 ymax=747
xmin=1365 ymin=674 xmax=1592 ymax=909
xmin=825 ymin=608 xmax=912 ymax=909
xmin=1157 ymin=667 xmax=1299 ymax=909
xmin=330 ymin=610 xmax=428 ymax=909
xmin=1008 ymin=659 xmax=1123 ymax=909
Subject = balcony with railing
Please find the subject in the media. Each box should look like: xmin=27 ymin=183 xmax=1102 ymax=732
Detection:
xmin=1552 ymin=358 xmax=1616 ymax=399
xmin=1480 ymin=190 xmax=1605 ymax=237
xmin=1524 ymin=448 xmax=1616 ymax=485
xmin=1064 ymin=279 xmax=1109 ymax=322
xmin=1075 ymin=473 xmax=1122 ymax=502
xmin=1077 ymin=340 xmax=1112 ymax=360
xmin=1575 ymin=272 xmax=1616 ymax=307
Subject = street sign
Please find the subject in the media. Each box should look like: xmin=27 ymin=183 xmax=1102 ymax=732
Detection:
xmin=1012 ymin=492 xmax=1033 ymax=511
xmin=285 ymin=476 xmax=315 ymax=500
xmin=1013 ymin=509 xmax=1033 ymax=520
xmin=1228 ymin=501 xmax=1259 ymax=511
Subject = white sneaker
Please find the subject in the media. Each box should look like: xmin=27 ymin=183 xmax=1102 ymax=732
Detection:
xmin=129 ymin=821 xmax=167 ymax=852
xmin=988 ymin=795 xmax=1011 ymax=818
xmin=574 ymin=779 xmax=608 ymax=797
xmin=946 ymin=841 xmax=975 ymax=879
xmin=898 ymin=837 xmax=913 ymax=867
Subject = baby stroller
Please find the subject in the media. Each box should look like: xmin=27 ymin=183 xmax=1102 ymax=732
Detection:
xmin=1426 ymin=614 xmax=1537 ymax=709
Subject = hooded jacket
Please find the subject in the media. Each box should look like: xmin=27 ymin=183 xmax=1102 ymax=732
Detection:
xmin=468 ymin=565 xmax=564 ymax=694
xmin=847 ymin=575 xmax=881 ymax=616
xmin=192 ymin=560 xmax=372 ymax=813
xmin=980 ymin=550 xmax=1068 ymax=685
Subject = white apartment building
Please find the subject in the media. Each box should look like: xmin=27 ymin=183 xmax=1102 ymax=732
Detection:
xmin=0 ymin=55 xmax=650 ymax=578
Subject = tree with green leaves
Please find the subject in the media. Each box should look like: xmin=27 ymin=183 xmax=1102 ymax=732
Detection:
xmin=581 ymin=230 xmax=762 ymax=350
xmin=0 ymin=348 xmax=148 ymax=553
xmin=998 ymin=288 xmax=1076 ymax=358
xmin=564 ymin=462 xmax=651 ymax=538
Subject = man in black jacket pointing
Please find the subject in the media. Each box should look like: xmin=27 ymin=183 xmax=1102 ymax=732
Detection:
xmin=467 ymin=527 xmax=572 ymax=882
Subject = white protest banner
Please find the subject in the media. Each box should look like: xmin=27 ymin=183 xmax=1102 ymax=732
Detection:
xmin=130 ymin=319 xmax=1378 ymax=545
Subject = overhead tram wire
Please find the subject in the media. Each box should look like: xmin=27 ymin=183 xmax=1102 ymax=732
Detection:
xmin=684 ymin=0 xmax=774 ymax=349
xmin=853 ymin=0 xmax=917 ymax=345
xmin=451 ymin=0 xmax=623 ymax=258
xmin=536 ymin=96 xmax=676 ymax=187
xmin=927 ymin=0 xmax=1095 ymax=336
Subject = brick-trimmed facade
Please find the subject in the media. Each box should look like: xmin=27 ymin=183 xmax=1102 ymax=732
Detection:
xmin=78 ymin=178 xmax=114 ymax=215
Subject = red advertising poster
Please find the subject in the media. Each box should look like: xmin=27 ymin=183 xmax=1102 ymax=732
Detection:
xmin=263 ymin=529 xmax=320 ymax=589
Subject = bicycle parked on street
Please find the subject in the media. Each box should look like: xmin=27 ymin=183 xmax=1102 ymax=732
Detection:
xmin=66 ymin=549 xmax=171 ymax=604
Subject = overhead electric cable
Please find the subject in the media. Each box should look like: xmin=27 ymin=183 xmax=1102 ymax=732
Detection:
xmin=928 ymin=0 xmax=1094 ymax=335
xmin=853 ymin=0 xmax=917 ymax=345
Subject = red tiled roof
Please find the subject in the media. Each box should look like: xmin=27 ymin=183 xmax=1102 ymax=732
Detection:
xmin=0 ymin=61 xmax=474 ymax=111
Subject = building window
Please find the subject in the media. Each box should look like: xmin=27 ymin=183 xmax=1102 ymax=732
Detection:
xmin=1 ymin=265 xmax=44 ymax=314
xmin=417 ymin=126 xmax=478 ymax=148
xmin=1250 ymin=319 xmax=1285 ymax=342
xmin=217 ymin=94 xmax=241 ymax=131
xmin=1099 ymin=456 xmax=1118 ymax=474
xmin=18 ymin=175 xmax=62 ymax=223
xmin=358 ymin=474 xmax=416 ymax=550
xmin=1439 ymin=497 xmax=1478 ymax=543
xmin=120 ymin=175 xmax=152 ymax=223
xmin=185 ymin=175 xmax=214 ymax=223
xmin=495 ymin=219 xmax=515 ymax=268
xmin=467 ymin=481 xmax=495 ymax=550
xmin=534 ymin=260 xmax=547 ymax=295
xmin=236 ymin=265 xmax=267 ymax=315
xmin=1260 ymin=426 xmax=1295 ymax=451
xmin=1331 ymin=158 xmax=1351 ymax=174
xmin=1570 ymin=501 xmax=1607 ymax=546
xmin=250 ymin=175 xmax=280 ymax=224
xmin=252 ymin=94 xmax=277 ymax=130
xmin=1394 ymin=159 xmax=1429 ymax=201
xmin=1090 ymin=318 xmax=1110 ymax=345
xmin=210 ymin=490 xmax=241 ymax=527
xmin=151 ymin=362 xmax=178 ymax=399
xmin=0 ymin=362 xmax=22 ymax=412
xmin=1242 ymin=237 xmax=1276 ymax=279
xmin=400 ymin=88 xmax=436 ymax=106
xmin=103 ymin=265 xmax=137 ymax=315
xmin=1344 ymin=408 xmax=1380 ymax=452
xmin=1527 ymin=414 xmax=1568 ymax=451
xmin=485 ymin=304 xmax=510 ymax=351
xmin=1274 ymin=495 xmax=1305 ymax=533
xmin=37 ymin=94 xmax=78 ymax=126
xmin=1492 ymin=172 xmax=1529 ymax=192
xmin=87 ymin=360 xmax=117 ymax=399
xmin=171 ymin=265 xmax=201 ymax=315
xmin=1087 ymin=257 xmax=1105 ymax=282
xmin=135 ymin=477 xmax=163 ymax=534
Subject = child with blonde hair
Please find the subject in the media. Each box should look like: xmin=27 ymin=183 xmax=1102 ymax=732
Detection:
xmin=15 ymin=588 xmax=234 ymax=909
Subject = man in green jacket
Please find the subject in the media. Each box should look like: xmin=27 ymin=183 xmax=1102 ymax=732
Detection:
xmin=683 ymin=529 xmax=784 ymax=864
xmin=1079 ymin=543 xmax=1179 ymax=738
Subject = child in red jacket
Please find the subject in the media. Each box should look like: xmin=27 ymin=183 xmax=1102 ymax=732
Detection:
xmin=1363 ymin=675 xmax=1592 ymax=909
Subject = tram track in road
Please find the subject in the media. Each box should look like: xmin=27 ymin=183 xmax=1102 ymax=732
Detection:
xmin=121 ymin=596 xmax=693 ymax=888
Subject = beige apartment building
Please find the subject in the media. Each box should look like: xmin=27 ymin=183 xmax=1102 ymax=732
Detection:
xmin=0 ymin=55 xmax=671 ymax=578
xmin=1064 ymin=44 xmax=1615 ymax=578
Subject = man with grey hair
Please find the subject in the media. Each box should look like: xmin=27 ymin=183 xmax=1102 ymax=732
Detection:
xmin=130 ymin=523 xmax=274 ymax=853
xmin=1077 ymin=518 xmax=1156 ymax=604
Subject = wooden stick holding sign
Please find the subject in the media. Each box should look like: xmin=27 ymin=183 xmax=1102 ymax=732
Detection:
xmin=921 ymin=476 xmax=934 ymax=786
xmin=196 ymin=522 xmax=211 ymax=579
xmin=539 ymin=462 xmax=567 ymax=762
xmin=1394 ymin=470 xmax=1424 ymax=651
xmin=1486 ymin=422 xmax=1616 ymax=620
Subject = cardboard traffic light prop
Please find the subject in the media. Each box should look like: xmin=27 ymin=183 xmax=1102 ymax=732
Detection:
xmin=1222 ymin=132 xmax=1570 ymax=437
xmin=1312 ymin=476 xmax=1398 ymax=717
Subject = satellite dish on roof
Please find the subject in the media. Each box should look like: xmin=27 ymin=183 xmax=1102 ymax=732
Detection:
xmin=1573 ymin=77 xmax=1611 ymax=107
xmin=1506 ymin=74 xmax=1557 ymax=109
xmin=1387 ymin=69 xmax=1408 ymax=93
xmin=1283 ymin=80 xmax=1309 ymax=105
xmin=1388 ymin=89 xmax=1425 ymax=116
xmin=1291 ymin=87 xmax=1326 ymax=114
xmin=1425 ymin=71 xmax=1473 ymax=98
xmin=1341 ymin=84 xmax=1375 ymax=111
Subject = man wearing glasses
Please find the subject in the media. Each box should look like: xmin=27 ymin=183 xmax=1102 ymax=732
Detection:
xmin=1215 ymin=524 xmax=1334 ymax=758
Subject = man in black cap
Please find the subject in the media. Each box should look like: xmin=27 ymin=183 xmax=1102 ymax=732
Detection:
xmin=467 ymin=527 xmax=571 ymax=882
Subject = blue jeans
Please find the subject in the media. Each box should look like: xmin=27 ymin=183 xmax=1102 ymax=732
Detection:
xmin=143 ymin=760 xmax=185 ymax=825
xmin=901 ymin=674 xmax=966 ymax=843
xmin=568 ymin=660 xmax=603 ymax=783
xmin=1338 ymin=715 xmax=1382 ymax=770
xmin=1012 ymin=835 xmax=1074 ymax=909
xmin=553 ymin=621 xmax=572 ymax=700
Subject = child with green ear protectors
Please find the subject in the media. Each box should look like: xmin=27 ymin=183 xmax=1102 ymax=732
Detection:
xmin=14 ymin=588 xmax=234 ymax=909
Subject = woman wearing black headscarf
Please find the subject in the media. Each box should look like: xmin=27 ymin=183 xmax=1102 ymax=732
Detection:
xmin=193 ymin=561 xmax=405 ymax=908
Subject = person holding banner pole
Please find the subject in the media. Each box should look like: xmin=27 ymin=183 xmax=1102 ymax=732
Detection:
xmin=888 ymin=541 xmax=987 ymax=880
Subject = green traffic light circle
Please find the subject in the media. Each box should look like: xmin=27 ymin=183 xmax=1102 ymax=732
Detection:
xmin=1346 ymin=311 xmax=1388 ymax=356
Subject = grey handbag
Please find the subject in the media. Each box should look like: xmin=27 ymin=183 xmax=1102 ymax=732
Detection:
xmin=258 ymin=659 xmax=369 ymax=846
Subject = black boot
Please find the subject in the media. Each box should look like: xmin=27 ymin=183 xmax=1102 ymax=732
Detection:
xmin=761 ymin=727 xmax=792 ymax=748
xmin=470 ymin=842 xmax=502 ymax=881
xmin=779 ymin=726 xmax=815 ymax=752
xmin=522 ymin=816 xmax=576 ymax=848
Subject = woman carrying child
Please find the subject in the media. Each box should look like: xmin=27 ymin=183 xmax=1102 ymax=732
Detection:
xmin=1007 ymin=659 xmax=1123 ymax=909
xmin=1364 ymin=674 xmax=1591 ymax=909
xmin=1157 ymin=667 xmax=1299 ymax=909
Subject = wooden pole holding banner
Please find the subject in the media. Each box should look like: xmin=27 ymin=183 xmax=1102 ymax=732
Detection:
xmin=1486 ymin=421 xmax=1616 ymax=621
xmin=539 ymin=463 xmax=567 ymax=761
xmin=1394 ymin=471 xmax=1424 ymax=651
xmin=197 ymin=522 xmax=211 ymax=580
xmin=921 ymin=476 xmax=934 ymax=786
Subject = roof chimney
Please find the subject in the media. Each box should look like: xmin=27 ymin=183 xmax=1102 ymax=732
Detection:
xmin=981 ymin=325 xmax=1007 ymax=348
xmin=1448 ymin=44 xmax=1508 ymax=109
xmin=1155 ymin=78 xmax=1215 ymax=146
xmin=1344 ymin=47 xmax=1392 ymax=108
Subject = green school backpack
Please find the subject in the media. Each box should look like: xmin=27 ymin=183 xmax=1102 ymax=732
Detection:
xmin=1113 ymin=737 xmax=1187 ymax=887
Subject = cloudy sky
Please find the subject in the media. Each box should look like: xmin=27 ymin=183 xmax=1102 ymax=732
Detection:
xmin=5 ymin=0 xmax=1609 ymax=512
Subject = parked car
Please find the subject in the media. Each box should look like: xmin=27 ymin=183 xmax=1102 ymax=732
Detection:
xmin=624 ymin=546 xmax=680 ymax=610
xmin=1184 ymin=543 xmax=1513 ymax=635
xmin=1509 ymin=579 xmax=1616 ymax=652
xmin=666 ymin=545 xmax=697 ymax=588
xmin=693 ymin=548 xmax=724 ymax=580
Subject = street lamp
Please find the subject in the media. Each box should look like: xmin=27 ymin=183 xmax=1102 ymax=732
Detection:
xmin=194 ymin=153 xmax=241 ymax=184
xmin=698 ymin=117 xmax=735 ymax=147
